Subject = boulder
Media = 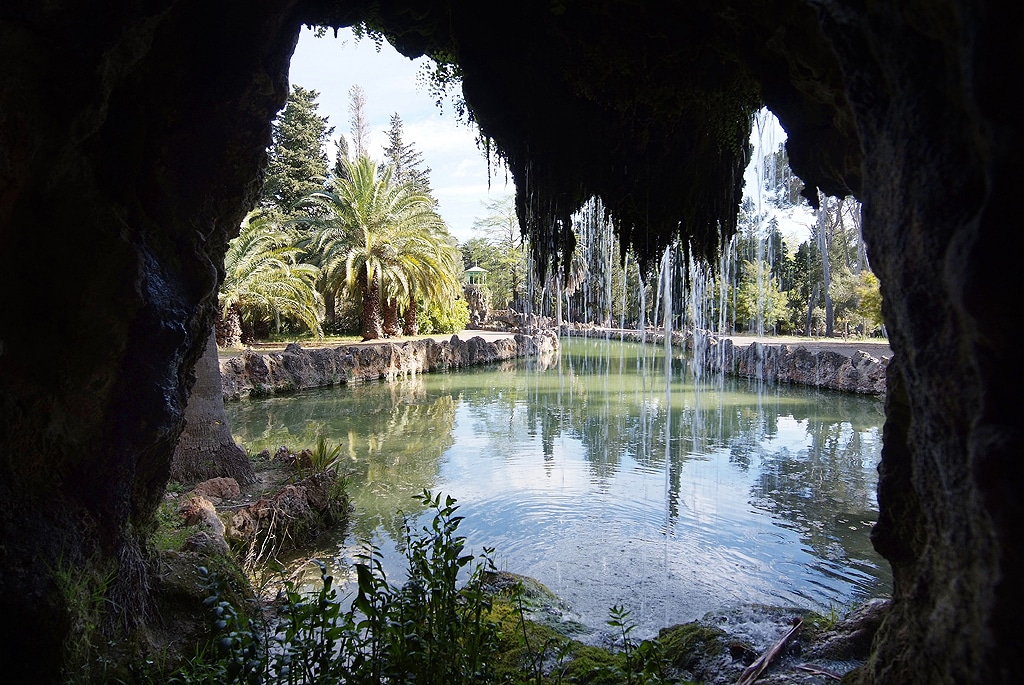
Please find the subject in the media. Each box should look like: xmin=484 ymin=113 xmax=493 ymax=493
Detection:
xmin=187 ymin=477 xmax=241 ymax=505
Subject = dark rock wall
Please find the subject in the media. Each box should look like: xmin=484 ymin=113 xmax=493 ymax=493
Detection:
xmin=810 ymin=3 xmax=1022 ymax=682
xmin=0 ymin=1 xmax=304 ymax=679
xmin=0 ymin=0 xmax=1017 ymax=682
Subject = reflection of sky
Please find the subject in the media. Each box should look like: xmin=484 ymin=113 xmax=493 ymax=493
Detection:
xmin=771 ymin=416 xmax=815 ymax=451
xmin=228 ymin=339 xmax=891 ymax=641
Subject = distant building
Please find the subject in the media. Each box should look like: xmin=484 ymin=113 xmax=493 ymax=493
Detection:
xmin=464 ymin=265 xmax=488 ymax=285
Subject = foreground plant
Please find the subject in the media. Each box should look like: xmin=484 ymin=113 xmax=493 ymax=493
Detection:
xmin=606 ymin=605 xmax=674 ymax=685
xmin=161 ymin=490 xmax=499 ymax=684
xmin=150 ymin=490 xmax=694 ymax=685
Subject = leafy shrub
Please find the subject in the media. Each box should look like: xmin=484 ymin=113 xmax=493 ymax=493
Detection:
xmin=418 ymin=296 xmax=470 ymax=334
xmin=168 ymin=491 xmax=499 ymax=684
xmin=152 ymin=491 xmax=694 ymax=685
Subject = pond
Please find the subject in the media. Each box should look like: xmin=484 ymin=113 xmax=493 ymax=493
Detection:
xmin=225 ymin=335 xmax=891 ymax=640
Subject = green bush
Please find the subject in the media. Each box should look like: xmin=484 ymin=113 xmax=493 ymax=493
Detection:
xmin=149 ymin=491 xmax=696 ymax=685
xmin=418 ymin=296 xmax=470 ymax=334
xmin=166 ymin=491 xmax=499 ymax=685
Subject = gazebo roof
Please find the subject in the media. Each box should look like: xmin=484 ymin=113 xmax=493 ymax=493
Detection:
xmin=465 ymin=265 xmax=488 ymax=273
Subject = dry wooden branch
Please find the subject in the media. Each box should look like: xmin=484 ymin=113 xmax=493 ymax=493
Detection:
xmin=796 ymin=663 xmax=843 ymax=680
xmin=735 ymin=618 xmax=804 ymax=685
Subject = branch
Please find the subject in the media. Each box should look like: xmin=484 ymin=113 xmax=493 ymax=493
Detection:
xmin=735 ymin=618 xmax=803 ymax=685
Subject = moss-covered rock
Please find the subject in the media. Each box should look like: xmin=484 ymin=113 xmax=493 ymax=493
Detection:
xmin=659 ymin=621 xmax=728 ymax=672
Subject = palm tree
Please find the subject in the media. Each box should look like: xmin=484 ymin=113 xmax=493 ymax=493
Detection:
xmin=218 ymin=209 xmax=323 ymax=345
xmin=392 ymin=226 xmax=464 ymax=336
xmin=300 ymin=156 xmax=461 ymax=340
xmin=171 ymin=331 xmax=256 ymax=485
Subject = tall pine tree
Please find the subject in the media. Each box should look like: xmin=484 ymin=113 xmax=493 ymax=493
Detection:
xmin=382 ymin=113 xmax=432 ymax=194
xmin=261 ymin=85 xmax=333 ymax=213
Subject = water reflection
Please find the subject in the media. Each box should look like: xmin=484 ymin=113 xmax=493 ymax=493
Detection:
xmin=226 ymin=336 xmax=890 ymax=639
xmin=226 ymin=378 xmax=457 ymax=541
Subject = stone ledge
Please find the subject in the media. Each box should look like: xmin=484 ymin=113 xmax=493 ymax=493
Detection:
xmin=561 ymin=327 xmax=890 ymax=395
xmin=708 ymin=338 xmax=889 ymax=395
xmin=219 ymin=330 xmax=560 ymax=401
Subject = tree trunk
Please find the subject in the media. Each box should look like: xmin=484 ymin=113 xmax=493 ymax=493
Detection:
xmin=817 ymin=192 xmax=834 ymax=337
xmin=382 ymin=297 xmax=401 ymax=337
xmin=216 ymin=304 xmax=243 ymax=348
xmin=361 ymin=266 xmax=383 ymax=340
xmin=170 ymin=332 xmax=255 ymax=485
xmin=805 ymin=283 xmax=818 ymax=337
xmin=403 ymin=294 xmax=419 ymax=336
xmin=250 ymin=317 xmax=270 ymax=341
xmin=324 ymin=289 xmax=336 ymax=330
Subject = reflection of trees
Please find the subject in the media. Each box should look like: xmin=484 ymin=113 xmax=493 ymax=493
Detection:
xmin=456 ymin=347 xmax=667 ymax=482
xmin=668 ymin=376 xmax=884 ymax=575
xmin=445 ymin=338 xmax=885 ymax=540
xmin=347 ymin=391 xmax=457 ymax=542
xmin=225 ymin=377 xmax=457 ymax=541
xmin=749 ymin=407 xmax=883 ymax=577
xmin=226 ymin=338 xmax=886 ymax=584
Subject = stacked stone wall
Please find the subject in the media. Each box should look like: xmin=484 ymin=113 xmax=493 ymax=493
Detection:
xmin=561 ymin=328 xmax=889 ymax=395
xmin=220 ymin=331 xmax=559 ymax=401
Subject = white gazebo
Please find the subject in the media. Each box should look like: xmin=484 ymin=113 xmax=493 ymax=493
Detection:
xmin=464 ymin=264 xmax=488 ymax=285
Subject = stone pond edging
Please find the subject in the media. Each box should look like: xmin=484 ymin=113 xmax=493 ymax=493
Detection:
xmin=710 ymin=337 xmax=889 ymax=395
xmin=219 ymin=330 xmax=560 ymax=401
xmin=221 ymin=327 xmax=889 ymax=400
xmin=560 ymin=326 xmax=890 ymax=395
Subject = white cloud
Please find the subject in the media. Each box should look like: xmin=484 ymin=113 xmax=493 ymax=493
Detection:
xmin=435 ymin=183 xmax=500 ymax=199
xmin=403 ymin=118 xmax=479 ymax=153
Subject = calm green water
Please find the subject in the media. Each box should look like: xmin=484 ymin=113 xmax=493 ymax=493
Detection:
xmin=225 ymin=336 xmax=890 ymax=639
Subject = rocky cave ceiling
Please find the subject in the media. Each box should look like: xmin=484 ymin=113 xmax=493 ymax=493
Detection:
xmin=307 ymin=0 xmax=862 ymax=277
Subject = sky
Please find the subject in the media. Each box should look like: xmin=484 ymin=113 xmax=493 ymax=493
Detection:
xmin=287 ymin=26 xmax=512 ymax=244
xmin=286 ymin=26 xmax=813 ymax=246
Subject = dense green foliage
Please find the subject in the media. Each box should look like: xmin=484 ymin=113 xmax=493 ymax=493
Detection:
xmin=219 ymin=210 xmax=323 ymax=343
xmin=299 ymin=156 xmax=463 ymax=340
xmin=462 ymin=196 xmax=527 ymax=310
xmin=138 ymin=492 xmax=700 ymax=685
xmin=727 ymin=259 xmax=791 ymax=332
xmin=854 ymin=271 xmax=884 ymax=330
xmin=417 ymin=295 xmax=471 ymax=334
xmin=525 ymin=156 xmax=883 ymax=340
xmin=241 ymin=84 xmax=881 ymax=344
xmin=262 ymin=86 xmax=334 ymax=213
xmin=234 ymin=85 xmax=468 ymax=343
